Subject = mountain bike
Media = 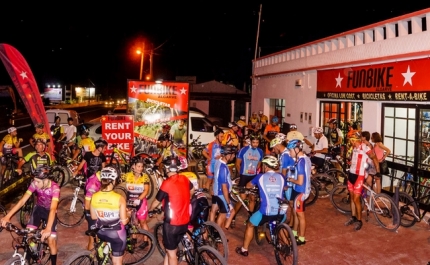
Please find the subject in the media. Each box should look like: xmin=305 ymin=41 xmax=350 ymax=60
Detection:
xmin=330 ymin=183 xmax=400 ymax=231
xmin=56 ymin=173 xmax=86 ymax=227
xmin=106 ymin=143 xmax=132 ymax=179
xmin=2 ymin=222 xmax=50 ymax=265
xmin=1 ymin=152 xmax=23 ymax=189
xmin=254 ymin=197 xmax=298 ymax=265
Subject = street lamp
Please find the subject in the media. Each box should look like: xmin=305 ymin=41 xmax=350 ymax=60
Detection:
xmin=136 ymin=43 xmax=145 ymax=80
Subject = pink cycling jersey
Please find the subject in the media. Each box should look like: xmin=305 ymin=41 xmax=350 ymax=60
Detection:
xmin=85 ymin=174 xmax=101 ymax=201
xmin=27 ymin=181 xmax=60 ymax=209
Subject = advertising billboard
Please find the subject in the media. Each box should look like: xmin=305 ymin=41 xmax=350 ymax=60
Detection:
xmin=44 ymin=88 xmax=62 ymax=101
xmin=101 ymin=115 xmax=134 ymax=163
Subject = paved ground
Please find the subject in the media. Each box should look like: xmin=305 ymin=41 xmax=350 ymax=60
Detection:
xmin=1 ymin=185 xmax=430 ymax=265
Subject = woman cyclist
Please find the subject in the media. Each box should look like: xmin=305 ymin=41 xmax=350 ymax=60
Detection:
xmin=90 ymin=167 xmax=128 ymax=265
xmin=123 ymin=157 xmax=150 ymax=248
xmin=1 ymin=166 xmax=60 ymax=265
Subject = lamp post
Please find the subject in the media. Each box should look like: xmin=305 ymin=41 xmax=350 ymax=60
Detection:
xmin=136 ymin=42 xmax=145 ymax=80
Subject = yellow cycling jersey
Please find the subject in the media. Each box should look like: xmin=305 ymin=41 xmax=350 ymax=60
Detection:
xmin=32 ymin=132 xmax=50 ymax=143
xmin=259 ymin=115 xmax=269 ymax=125
xmin=78 ymin=138 xmax=95 ymax=152
xmin=181 ymin=171 xmax=199 ymax=190
xmin=237 ymin=120 xmax=247 ymax=128
xmin=2 ymin=134 xmax=19 ymax=149
xmin=124 ymin=172 xmax=150 ymax=195
xmin=91 ymin=191 xmax=121 ymax=225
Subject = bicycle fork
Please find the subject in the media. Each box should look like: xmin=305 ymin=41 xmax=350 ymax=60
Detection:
xmin=69 ymin=188 xmax=80 ymax=213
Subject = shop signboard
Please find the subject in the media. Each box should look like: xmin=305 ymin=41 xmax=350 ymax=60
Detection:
xmin=127 ymin=80 xmax=189 ymax=155
xmin=101 ymin=115 xmax=134 ymax=163
xmin=317 ymin=57 xmax=430 ymax=101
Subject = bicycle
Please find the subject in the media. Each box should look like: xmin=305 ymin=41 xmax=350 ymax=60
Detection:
xmin=151 ymin=209 xmax=227 ymax=265
xmin=106 ymin=143 xmax=132 ymax=179
xmin=1 ymin=222 xmax=50 ymax=265
xmin=56 ymin=173 xmax=86 ymax=227
xmin=1 ymin=152 xmax=23 ymax=189
xmin=254 ymin=197 xmax=298 ymax=265
xmin=330 ymin=182 xmax=401 ymax=231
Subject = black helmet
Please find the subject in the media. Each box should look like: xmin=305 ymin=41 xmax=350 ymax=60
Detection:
xmin=163 ymin=156 xmax=181 ymax=173
xmin=34 ymin=138 xmax=47 ymax=146
xmin=158 ymin=133 xmax=171 ymax=141
xmin=130 ymin=156 xmax=144 ymax=165
xmin=33 ymin=165 xmax=51 ymax=179
xmin=94 ymin=138 xmax=108 ymax=149
xmin=79 ymin=129 xmax=89 ymax=136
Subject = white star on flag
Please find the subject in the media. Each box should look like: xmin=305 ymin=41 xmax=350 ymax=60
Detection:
xmin=335 ymin=73 xmax=343 ymax=88
xmin=130 ymin=86 xmax=137 ymax=94
xmin=20 ymin=71 xmax=28 ymax=79
xmin=402 ymin=65 xmax=415 ymax=86
xmin=180 ymin=87 xmax=187 ymax=94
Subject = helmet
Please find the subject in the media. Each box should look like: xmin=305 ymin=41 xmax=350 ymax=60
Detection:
xmin=328 ymin=118 xmax=337 ymax=124
xmin=313 ymin=127 xmax=323 ymax=134
xmin=240 ymin=115 xmax=245 ymax=120
xmin=275 ymin=133 xmax=286 ymax=142
xmin=228 ymin=122 xmax=238 ymax=128
xmin=130 ymin=156 xmax=144 ymax=166
xmin=7 ymin=127 xmax=17 ymax=134
xmin=270 ymin=137 xmax=283 ymax=148
xmin=162 ymin=124 xmax=171 ymax=130
xmin=178 ymin=156 xmax=188 ymax=171
xmin=249 ymin=134 xmax=260 ymax=142
xmin=261 ymin=156 xmax=279 ymax=170
xmin=100 ymin=167 xmax=118 ymax=181
xmin=33 ymin=165 xmax=50 ymax=179
xmin=79 ymin=129 xmax=89 ymax=136
xmin=258 ymin=110 xmax=263 ymax=114
xmin=271 ymin=116 xmax=279 ymax=123
xmin=163 ymin=156 xmax=181 ymax=172
xmin=158 ymin=133 xmax=170 ymax=141
xmin=220 ymin=145 xmax=237 ymax=155
xmin=290 ymin=124 xmax=297 ymax=129
xmin=214 ymin=128 xmax=224 ymax=137
xmin=35 ymin=123 xmax=44 ymax=129
xmin=287 ymin=139 xmax=303 ymax=150
xmin=94 ymin=138 xmax=108 ymax=149
xmin=34 ymin=138 xmax=47 ymax=146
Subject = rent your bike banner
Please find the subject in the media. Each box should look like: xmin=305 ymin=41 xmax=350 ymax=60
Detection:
xmin=127 ymin=80 xmax=190 ymax=154
xmin=0 ymin=44 xmax=54 ymax=156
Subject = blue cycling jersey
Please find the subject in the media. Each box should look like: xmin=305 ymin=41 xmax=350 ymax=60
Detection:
xmin=251 ymin=171 xmax=286 ymax=215
xmin=292 ymin=155 xmax=312 ymax=195
xmin=237 ymin=146 xmax=264 ymax=176
xmin=213 ymin=159 xmax=232 ymax=197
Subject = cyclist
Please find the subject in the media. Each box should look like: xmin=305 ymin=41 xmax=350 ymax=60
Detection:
xmin=202 ymin=128 xmax=224 ymax=193
xmin=0 ymin=127 xmax=25 ymax=176
xmin=303 ymin=127 xmax=328 ymax=170
xmin=237 ymin=115 xmax=247 ymax=137
xmin=72 ymin=129 xmax=95 ymax=161
xmin=17 ymin=138 xmax=53 ymax=175
xmin=248 ymin=112 xmax=260 ymax=134
xmin=230 ymin=134 xmax=264 ymax=224
xmin=50 ymin=116 xmax=64 ymax=155
xmin=222 ymin=122 xmax=240 ymax=148
xmin=286 ymin=139 xmax=311 ymax=246
xmin=1 ymin=166 xmax=60 ymax=265
xmin=29 ymin=123 xmax=52 ymax=154
xmin=90 ymin=167 xmax=128 ymax=265
xmin=74 ymin=138 xmax=107 ymax=250
xmin=235 ymin=156 xmax=287 ymax=257
xmin=123 ymin=157 xmax=150 ymax=248
xmin=148 ymin=156 xmax=194 ymax=265
xmin=286 ymin=124 xmax=304 ymax=141
xmin=258 ymin=110 xmax=268 ymax=133
xmin=270 ymin=135 xmax=295 ymax=196
xmin=209 ymin=145 xmax=236 ymax=229
xmin=263 ymin=116 xmax=281 ymax=155
xmin=328 ymin=118 xmax=344 ymax=156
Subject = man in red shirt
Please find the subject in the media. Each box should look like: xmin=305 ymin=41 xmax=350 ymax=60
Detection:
xmin=149 ymin=156 xmax=194 ymax=265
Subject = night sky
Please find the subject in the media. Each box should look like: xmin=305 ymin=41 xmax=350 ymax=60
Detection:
xmin=0 ymin=2 xmax=429 ymax=99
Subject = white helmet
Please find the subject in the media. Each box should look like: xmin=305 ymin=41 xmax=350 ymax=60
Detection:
xmin=313 ymin=127 xmax=324 ymax=134
xmin=275 ymin=133 xmax=286 ymax=142
xmin=100 ymin=167 xmax=118 ymax=182
xmin=240 ymin=115 xmax=245 ymax=120
xmin=7 ymin=127 xmax=17 ymax=134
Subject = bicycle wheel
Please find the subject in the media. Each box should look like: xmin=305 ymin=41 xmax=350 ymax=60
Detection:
xmin=145 ymin=173 xmax=155 ymax=200
xmin=19 ymin=193 xmax=35 ymax=228
xmin=57 ymin=195 xmax=85 ymax=227
xmin=62 ymin=250 xmax=95 ymax=265
xmin=196 ymin=159 xmax=207 ymax=176
xmin=329 ymin=185 xmax=351 ymax=214
xmin=196 ymin=245 xmax=228 ymax=265
xmin=35 ymin=242 xmax=51 ymax=265
xmin=326 ymin=168 xmax=347 ymax=185
xmin=51 ymin=166 xmax=67 ymax=187
xmin=398 ymin=192 xmax=419 ymax=227
xmin=123 ymin=228 xmax=156 ymax=265
xmin=201 ymin=221 xmax=228 ymax=259
xmin=154 ymin=222 xmax=166 ymax=257
xmin=304 ymin=180 xmax=318 ymax=207
xmin=4 ymin=256 xmax=29 ymax=265
xmin=274 ymin=223 xmax=298 ymax=265
xmin=371 ymin=193 xmax=400 ymax=231
xmin=314 ymin=171 xmax=339 ymax=198
xmin=113 ymin=184 xmax=128 ymax=200
xmin=254 ymin=222 xmax=268 ymax=246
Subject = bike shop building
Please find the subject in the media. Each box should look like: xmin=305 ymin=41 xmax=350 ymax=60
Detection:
xmin=251 ymin=8 xmax=430 ymax=191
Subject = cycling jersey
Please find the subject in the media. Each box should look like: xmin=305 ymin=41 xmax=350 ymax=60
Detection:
xmin=213 ymin=159 xmax=232 ymax=197
xmin=349 ymin=142 xmax=372 ymax=176
xmin=249 ymin=117 xmax=259 ymax=129
xmin=78 ymin=138 xmax=95 ymax=153
xmin=91 ymin=191 xmax=122 ymax=227
xmin=159 ymin=144 xmax=177 ymax=160
xmin=32 ymin=132 xmax=51 ymax=143
xmin=237 ymin=146 xmax=264 ymax=176
xmin=1 ymin=134 xmax=19 ymax=150
xmin=205 ymin=140 xmax=222 ymax=175
xmin=237 ymin=120 xmax=247 ymax=128
xmin=85 ymin=173 xmax=101 ymax=202
xmin=124 ymin=172 xmax=150 ymax=207
xmin=156 ymin=173 xmax=193 ymax=225
xmin=181 ymin=171 xmax=199 ymax=190
xmin=280 ymin=148 xmax=295 ymax=171
xmin=26 ymin=153 xmax=52 ymax=172
xmin=83 ymin=152 xmax=106 ymax=177
xmin=292 ymin=155 xmax=312 ymax=195
xmin=222 ymin=129 xmax=239 ymax=147
xmin=251 ymin=171 xmax=286 ymax=215
xmin=50 ymin=124 xmax=63 ymax=142
xmin=264 ymin=124 xmax=280 ymax=141
xmin=27 ymin=180 xmax=60 ymax=209
xmin=329 ymin=128 xmax=344 ymax=146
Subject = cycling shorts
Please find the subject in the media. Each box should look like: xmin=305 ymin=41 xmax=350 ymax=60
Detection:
xmin=347 ymin=174 xmax=365 ymax=195
xmin=97 ymin=224 xmax=127 ymax=257
xmin=162 ymin=222 xmax=188 ymax=250
xmin=249 ymin=211 xmax=286 ymax=227
xmin=291 ymin=190 xmax=306 ymax=213
xmin=135 ymin=198 xmax=148 ymax=220
xmin=238 ymin=174 xmax=256 ymax=187
xmin=211 ymin=196 xmax=229 ymax=213
xmin=85 ymin=209 xmax=96 ymax=230
xmin=27 ymin=205 xmax=57 ymax=236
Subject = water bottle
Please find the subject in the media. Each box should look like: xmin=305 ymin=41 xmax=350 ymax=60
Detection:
xmin=103 ymin=243 xmax=110 ymax=255
xmin=193 ymin=228 xmax=201 ymax=237
xmin=29 ymin=241 xmax=37 ymax=253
